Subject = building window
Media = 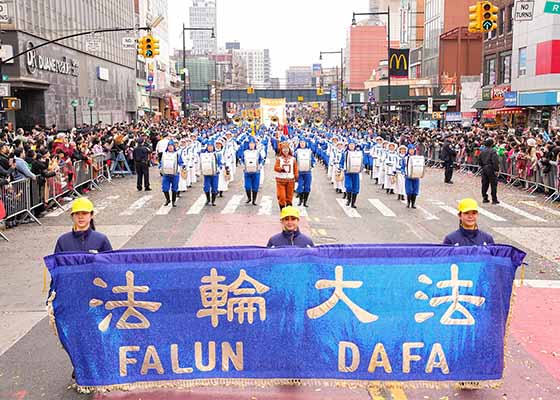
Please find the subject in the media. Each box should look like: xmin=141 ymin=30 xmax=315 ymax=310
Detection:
xmin=498 ymin=8 xmax=505 ymax=35
xmin=508 ymin=4 xmax=514 ymax=33
xmin=500 ymin=53 xmax=511 ymax=84
xmin=518 ymin=47 xmax=527 ymax=76
xmin=484 ymin=57 xmax=497 ymax=85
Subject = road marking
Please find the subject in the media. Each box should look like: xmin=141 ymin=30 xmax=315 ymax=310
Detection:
xmin=477 ymin=206 xmax=507 ymax=222
xmin=119 ymin=195 xmax=153 ymax=216
xmin=439 ymin=205 xmax=459 ymax=216
xmin=155 ymin=204 xmax=172 ymax=215
xmin=336 ymin=198 xmax=361 ymax=218
xmin=95 ymin=195 xmax=120 ymax=212
xmin=45 ymin=201 xmax=73 ymax=217
xmin=417 ymin=205 xmax=439 ymax=220
xmin=295 ymin=205 xmax=308 ymax=217
xmin=515 ymin=279 xmax=560 ymax=289
xmin=186 ymin=194 xmax=207 ymax=215
xmin=221 ymin=194 xmax=243 ymax=214
xmin=499 ymin=201 xmax=546 ymax=222
xmin=368 ymin=199 xmax=396 ymax=217
xmin=520 ymin=200 xmax=560 ymax=217
xmin=318 ymin=228 xmax=327 ymax=236
xmin=258 ymin=195 xmax=273 ymax=216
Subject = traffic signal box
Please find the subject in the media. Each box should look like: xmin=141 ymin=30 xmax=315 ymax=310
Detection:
xmin=247 ymin=87 xmax=255 ymax=94
xmin=316 ymin=88 xmax=324 ymax=96
xmin=137 ymin=35 xmax=160 ymax=58
xmin=468 ymin=1 xmax=498 ymax=32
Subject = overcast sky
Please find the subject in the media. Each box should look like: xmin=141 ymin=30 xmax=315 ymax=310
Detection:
xmin=167 ymin=0 xmax=368 ymax=78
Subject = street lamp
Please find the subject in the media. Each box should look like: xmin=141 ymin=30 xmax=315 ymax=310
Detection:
xmin=182 ymin=25 xmax=215 ymax=118
xmin=351 ymin=8 xmax=392 ymax=123
xmin=319 ymin=49 xmax=344 ymax=118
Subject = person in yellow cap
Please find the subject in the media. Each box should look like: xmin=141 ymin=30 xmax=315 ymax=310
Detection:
xmin=443 ymin=198 xmax=495 ymax=246
xmin=266 ymin=206 xmax=314 ymax=248
xmin=54 ymin=198 xmax=112 ymax=253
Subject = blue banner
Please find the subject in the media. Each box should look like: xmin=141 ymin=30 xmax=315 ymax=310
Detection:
xmin=45 ymin=244 xmax=525 ymax=392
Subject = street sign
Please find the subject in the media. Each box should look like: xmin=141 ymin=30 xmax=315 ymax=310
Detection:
xmin=440 ymin=104 xmax=448 ymax=111
xmin=432 ymin=111 xmax=444 ymax=120
xmin=70 ymin=99 xmax=79 ymax=108
xmin=544 ymin=1 xmax=560 ymax=13
xmin=297 ymin=96 xmax=304 ymax=102
xmin=427 ymin=97 xmax=433 ymax=113
xmin=122 ymin=37 xmax=136 ymax=50
xmin=145 ymin=85 xmax=155 ymax=91
xmin=0 ymin=3 xmax=9 ymax=23
xmin=0 ymin=44 xmax=14 ymax=64
xmin=87 ymin=100 xmax=95 ymax=108
xmin=147 ymin=75 xmax=154 ymax=83
xmin=482 ymin=20 xmax=493 ymax=31
xmin=0 ymin=83 xmax=9 ymax=97
xmin=515 ymin=0 xmax=535 ymax=21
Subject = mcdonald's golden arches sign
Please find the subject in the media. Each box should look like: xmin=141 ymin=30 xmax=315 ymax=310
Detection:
xmin=389 ymin=48 xmax=409 ymax=78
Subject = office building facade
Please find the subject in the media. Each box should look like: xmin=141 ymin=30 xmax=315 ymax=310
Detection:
xmin=189 ymin=0 xmax=217 ymax=55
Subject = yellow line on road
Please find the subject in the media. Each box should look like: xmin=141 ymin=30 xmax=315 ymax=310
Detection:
xmin=387 ymin=385 xmax=408 ymax=400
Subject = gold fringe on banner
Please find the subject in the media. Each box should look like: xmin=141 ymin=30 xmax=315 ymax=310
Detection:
xmin=46 ymin=290 xmax=59 ymax=339
xmin=75 ymin=377 xmax=504 ymax=394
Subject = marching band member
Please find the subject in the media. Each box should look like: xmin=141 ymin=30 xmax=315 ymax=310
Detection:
xmin=378 ymin=141 xmax=388 ymax=189
xmin=241 ymin=137 xmax=263 ymax=205
xmin=215 ymin=140 xmax=231 ymax=197
xmin=191 ymin=132 xmax=201 ymax=181
xmin=333 ymin=141 xmax=346 ymax=196
xmin=294 ymin=138 xmax=315 ymax=207
xmin=200 ymin=141 xmax=223 ymax=206
xmin=327 ymin=136 xmax=339 ymax=184
xmin=340 ymin=139 xmax=363 ymax=208
xmin=371 ymin=136 xmax=383 ymax=184
xmin=224 ymin=132 xmax=238 ymax=180
xmin=384 ymin=142 xmax=398 ymax=195
xmin=159 ymin=140 xmax=183 ymax=207
xmin=396 ymin=145 xmax=408 ymax=201
xmin=405 ymin=144 xmax=421 ymax=209
xmin=274 ymin=142 xmax=298 ymax=210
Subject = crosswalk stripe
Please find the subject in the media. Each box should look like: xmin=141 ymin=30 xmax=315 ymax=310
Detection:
xmin=95 ymin=195 xmax=120 ymax=212
xmin=368 ymin=199 xmax=396 ymax=217
xmin=186 ymin=194 xmax=207 ymax=215
xmin=294 ymin=205 xmax=308 ymax=217
xmin=336 ymin=198 xmax=361 ymax=218
xmin=155 ymin=204 xmax=172 ymax=215
xmin=119 ymin=195 xmax=153 ymax=216
xmin=221 ymin=194 xmax=243 ymax=214
xmin=515 ymin=279 xmax=560 ymax=289
xmin=258 ymin=195 xmax=273 ymax=216
xmin=45 ymin=201 xmax=74 ymax=217
xmin=499 ymin=201 xmax=546 ymax=222
xmin=439 ymin=205 xmax=459 ymax=217
xmin=417 ymin=205 xmax=439 ymax=220
xmin=477 ymin=206 xmax=507 ymax=222
xmin=520 ymin=200 xmax=560 ymax=217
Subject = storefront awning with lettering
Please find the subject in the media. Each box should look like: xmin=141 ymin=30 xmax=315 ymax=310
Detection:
xmin=496 ymin=107 xmax=523 ymax=115
xmin=472 ymin=99 xmax=504 ymax=109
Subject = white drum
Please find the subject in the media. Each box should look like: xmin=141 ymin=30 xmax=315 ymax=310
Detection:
xmin=161 ymin=152 xmax=178 ymax=176
xmin=406 ymin=155 xmax=425 ymax=179
xmin=346 ymin=151 xmax=363 ymax=174
xmin=244 ymin=150 xmax=259 ymax=173
xmin=297 ymin=149 xmax=312 ymax=172
xmin=200 ymin=152 xmax=217 ymax=176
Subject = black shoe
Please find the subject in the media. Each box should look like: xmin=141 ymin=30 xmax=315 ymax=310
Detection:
xmin=346 ymin=196 xmax=351 ymax=206
xmin=211 ymin=193 xmax=217 ymax=206
xmin=351 ymin=193 xmax=357 ymax=208
xmin=137 ymin=187 xmax=142 ymax=191
xmin=145 ymin=187 xmax=152 ymax=191
xmin=219 ymin=191 xmax=223 ymax=198
xmin=390 ymin=189 xmax=395 ymax=194
xmin=406 ymin=196 xmax=411 ymax=208
xmin=252 ymin=191 xmax=258 ymax=206
xmin=411 ymin=195 xmax=417 ymax=209
xmin=342 ymin=192 xmax=347 ymax=199
xmin=492 ymin=200 xmax=500 ymax=205
xmin=205 ymin=192 xmax=211 ymax=206
xmin=245 ymin=189 xmax=252 ymax=204
xmin=482 ymin=198 xmax=490 ymax=203
xmin=298 ymin=195 xmax=303 ymax=206
xmin=172 ymin=192 xmax=177 ymax=207
xmin=163 ymin=192 xmax=171 ymax=206
xmin=303 ymin=192 xmax=309 ymax=207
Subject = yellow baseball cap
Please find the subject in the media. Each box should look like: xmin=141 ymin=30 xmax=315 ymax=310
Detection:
xmin=71 ymin=198 xmax=94 ymax=214
xmin=280 ymin=206 xmax=300 ymax=220
xmin=457 ymin=198 xmax=479 ymax=214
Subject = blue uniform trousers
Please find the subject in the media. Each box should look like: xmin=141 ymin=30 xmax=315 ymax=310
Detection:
xmin=345 ymin=173 xmax=360 ymax=194
xmin=244 ymin=172 xmax=260 ymax=192
xmin=405 ymin=178 xmax=420 ymax=195
xmin=162 ymin=174 xmax=179 ymax=192
xmin=203 ymin=175 xmax=219 ymax=193
xmin=297 ymin=172 xmax=312 ymax=193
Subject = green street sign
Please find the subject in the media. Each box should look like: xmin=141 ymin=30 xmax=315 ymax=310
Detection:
xmin=87 ymin=100 xmax=95 ymax=108
xmin=1 ymin=74 xmax=8 ymax=82
xmin=544 ymin=1 xmax=560 ymax=14
xmin=440 ymin=104 xmax=448 ymax=111
xmin=70 ymin=99 xmax=79 ymax=108
xmin=482 ymin=20 xmax=493 ymax=31
xmin=419 ymin=104 xmax=427 ymax=111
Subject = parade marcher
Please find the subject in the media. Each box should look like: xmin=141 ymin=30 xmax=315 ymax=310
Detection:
xmin=215 ymin=140 xmax=231 ymax=197
xmin=405 ymin=144 xmax=421 ymax=209
xmin=155 ymin=132 xmax=170 ymax=163
xmin=334 ymin=141 xmax=346 ymax=196
xmin=479 ymin=138 xmax=500 ymax=204
xmin=443 ymin=198 xmax=495 ymax=246
xmin=54 ymin=198 xmax=112 ymax=253
xmin=133 ymin=137 xmax=151 ymax=192
xmin=274 ymin=142 xmax=298 ymax=210
xmin=200 ymin=141 xmax=223 ymax=206
xmin=340 ymin=139 xmax=363 ymax=208
xmin=266 ymin=206 xmax=314 ymax=247
xmin=294 ymin=138 xmax=315 ymax=207
xmin=159 ymin=140 xmax=183 ymax=207
xmin=371 ymin=136 xmax=383 ymax=184
xmin=384 ymin=142 xmax=398 ymax=195
xmin=396 ymin=145 xmax=407 ymax=201
xmin=241 ymin=137 xmax=263 ymax=205
xmin=178 ymin=138 xmax=192 ymax=194
xmin=377 ymin=141 xmax=389 ymax=189
xmin=441 ymin=136 xmax=456 ymax=184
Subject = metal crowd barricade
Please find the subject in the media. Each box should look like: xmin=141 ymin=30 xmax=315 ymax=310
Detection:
xmin=45 ymin=172 xmax=72 ymax=209
xmin=0 ymin=178 xmax=42 ymax=241
xmin=91 ymin=153 xmax=111 ymax=185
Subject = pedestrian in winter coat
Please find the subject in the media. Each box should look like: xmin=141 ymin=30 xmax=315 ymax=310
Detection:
xmin=443 ymin=198 xmax=495 ymax=246
xmin=478 ymin=138 xmax=500 ymax=204
xmin=266 ymin=206 xmax=314 ymax=247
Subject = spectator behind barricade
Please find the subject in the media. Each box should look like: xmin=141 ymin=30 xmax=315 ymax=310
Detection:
xmin=0 ymin=142 xmax=14 ymax=180
xmin=266 ymin=206 xmax=314 ymax=248
xmin=12 ymin=148 xmax=36 ymax=181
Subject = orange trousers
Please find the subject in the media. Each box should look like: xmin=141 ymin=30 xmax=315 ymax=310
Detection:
xmin=276 ymin=179 xmax=295 ymax=207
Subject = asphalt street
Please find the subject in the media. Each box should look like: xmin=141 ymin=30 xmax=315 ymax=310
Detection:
xmin=1 ymin=154 xmax=559 ymax=400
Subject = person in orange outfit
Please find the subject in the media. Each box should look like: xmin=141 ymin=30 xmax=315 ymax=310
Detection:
xmin=274 ymin=142 xmax=298 ymax=210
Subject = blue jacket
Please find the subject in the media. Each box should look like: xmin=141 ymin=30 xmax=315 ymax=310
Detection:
xmin=443 ymin=226 xmax=495 ymax=246
xmin=54 ymin=228 xmax=113 ymax=253
xmin=266 ymin=229 xmax=314 ymax=248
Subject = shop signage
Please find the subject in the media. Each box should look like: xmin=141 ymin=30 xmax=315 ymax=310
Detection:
xmin=491 ymin=85 xmax=511 ymax=100
xmin=504 ymin=91 xmax=518 ymax=106
xmin=544 ymin=1 xmax=560 ymax=14
xmin=439 ymin=104 xmax=448 ymax=111
xmin=427 ymin=97 xmax=433 ymax=113
xmin=0 ymin=83 xmax=9 ymax=97
xmin=557 ymin=91 xmax=560 ymax=104
xmin=445 ymin=112 xmax=462 ymax=122
xmin=419 ymin=104 xmax=427 ymax=111
xmin=0 ymin=2 xmax=9 ymax=23
xmin=432 ymin=111 xmax=444 ymax=120
xmin=25 ymin=42 xmax=79 ymax=76
xmin=515 ymin=0 xmax=535 ymax=21
xmin=96 ymin=67 xmax=109 ymax=81
xmin=482 ymin=88 xmax=492 ymax=101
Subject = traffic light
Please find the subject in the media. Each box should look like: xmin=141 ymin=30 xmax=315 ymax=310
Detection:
xmin=144 ymin=35 xmax=155 ymax=58
xmin=137 ymin=37 xmax=145 ymax=56
xmin=468 ymin=2 xmax=482 ymax=32
xmin=151 ymin=36 xmax=160 ymax=57
xmin=481 ymin=1 xmax=498 ymax=32
xmin=247 ymin=86 xmax=254 ymax=94
xmin=316 ymin=87 xmax=324 ymax=96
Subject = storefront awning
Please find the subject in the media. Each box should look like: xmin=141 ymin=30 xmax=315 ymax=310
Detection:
xmin=472 ymin=99 xmax=504 ymax=109
xmin=489 ymin=99 xmax=504 ymax=108
xmin=496 ymin=107 xmax=523 ymax=115
xmin=472 ymin=100 xmax=490 ymax=109
xmin=482 ymin=109 xmax=497 ymax=118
